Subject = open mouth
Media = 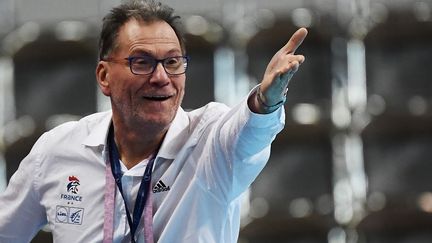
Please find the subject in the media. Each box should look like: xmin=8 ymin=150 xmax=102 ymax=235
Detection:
xmin=142 ymin=95 xmax=173 ymax=101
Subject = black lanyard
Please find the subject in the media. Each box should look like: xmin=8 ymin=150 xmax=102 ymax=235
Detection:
xmin=108 ymin=125 xmax=154 ymax=243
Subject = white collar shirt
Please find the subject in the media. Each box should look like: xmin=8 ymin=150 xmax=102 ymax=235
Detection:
xmin=0 ymin=89 xmax=285 ymax=243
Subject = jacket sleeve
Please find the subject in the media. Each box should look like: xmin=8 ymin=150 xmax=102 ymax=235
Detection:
xmin=201 ymin=86 xmax=285 ymax=202
xmin=0 ymin=140 xmax=48 ymax=242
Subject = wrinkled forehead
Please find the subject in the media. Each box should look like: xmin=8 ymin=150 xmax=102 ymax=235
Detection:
xmin=114 ymin=19 xmax=182 ymax=54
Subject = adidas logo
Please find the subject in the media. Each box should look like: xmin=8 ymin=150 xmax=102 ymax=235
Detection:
xmin=153 ymin=180 xmax=170 ymax=193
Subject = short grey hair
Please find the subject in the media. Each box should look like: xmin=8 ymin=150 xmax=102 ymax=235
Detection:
xmin=98 ymin=0 xmax=185 ymax=60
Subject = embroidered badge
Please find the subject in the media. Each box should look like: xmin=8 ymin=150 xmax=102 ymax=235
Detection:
xmin=60 ymin=176 xmax=83 ymax=204
xmin=67 ymin=176 xmax=80 ymax=194
xmin=69 ymin=207 xmax=84 ymax=225
xmin=55 ymin=206 xmax=68 ymax=223
xmin=56 ymin=205 xmax=84 ymax=225
xmin=153 ymin=180 xmax=170 ymax=193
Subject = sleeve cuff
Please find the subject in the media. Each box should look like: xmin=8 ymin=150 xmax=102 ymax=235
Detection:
xmin=243 ymin=85 xmax=286 ymax=129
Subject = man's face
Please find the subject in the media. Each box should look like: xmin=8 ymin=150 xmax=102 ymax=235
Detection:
xmin=98 ymin=19 xmax=185 ymax=131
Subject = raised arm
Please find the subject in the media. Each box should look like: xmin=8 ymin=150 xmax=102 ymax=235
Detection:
xmin=248 ymin=28 xmax=308 ymax=114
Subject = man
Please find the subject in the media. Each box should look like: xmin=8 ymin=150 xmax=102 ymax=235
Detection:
xmin=0 ymin=0 xmax=307 ymax=242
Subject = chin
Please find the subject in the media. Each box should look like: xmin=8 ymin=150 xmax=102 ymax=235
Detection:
xmin=131 ymin=100 xmax=180 ymax=129
xmin=138 ymin=113 xmax=175 ymax=130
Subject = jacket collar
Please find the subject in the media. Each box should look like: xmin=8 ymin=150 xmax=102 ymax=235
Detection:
xmin=155 ymin=107 xmax=190 ymax=160
xmin=82 ymin=111 xmax=112 ymax=147
xmin=82 ymin=108 xmax=190 ymax=160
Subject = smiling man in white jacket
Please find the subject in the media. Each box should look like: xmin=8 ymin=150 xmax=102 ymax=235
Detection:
xmin=0 ymin=0 xmax=308 ymax=242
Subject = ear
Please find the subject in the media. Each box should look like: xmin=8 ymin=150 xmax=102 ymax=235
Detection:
xmin=96 ymin=61 xmax=111 ymax=96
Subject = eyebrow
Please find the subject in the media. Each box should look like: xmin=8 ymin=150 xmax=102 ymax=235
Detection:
xmin=165 ymin=49 xmax=182 ymax=55
xmin=129 ymin=50 xmax=152 ymax=57
xmin=129 ymin=48 xmax=182 ymax=58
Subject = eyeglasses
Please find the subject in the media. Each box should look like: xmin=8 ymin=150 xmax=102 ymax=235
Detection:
xmin=103 ymin=55 xmax=189 ymax=75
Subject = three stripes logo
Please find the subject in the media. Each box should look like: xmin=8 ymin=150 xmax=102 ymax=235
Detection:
xmin=153 ymin=180 xmax=170 ymax=193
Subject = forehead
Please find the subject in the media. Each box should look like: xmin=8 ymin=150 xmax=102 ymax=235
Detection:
xmin=116 ymin=19 xmax=181 ymax=54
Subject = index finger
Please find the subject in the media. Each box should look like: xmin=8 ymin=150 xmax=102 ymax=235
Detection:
xmin=283 ymin=28 xmax=308 ymax=54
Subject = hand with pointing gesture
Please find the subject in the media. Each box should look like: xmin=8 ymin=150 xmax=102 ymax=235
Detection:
xmin=249 ymin=28 xmax=308 ymax=114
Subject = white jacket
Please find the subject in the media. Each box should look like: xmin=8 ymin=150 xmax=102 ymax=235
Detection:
xmin=0 ymin=93 xmax=284 ymax=243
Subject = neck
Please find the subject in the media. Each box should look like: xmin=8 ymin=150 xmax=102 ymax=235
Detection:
xmin=112 ymin=121 xmax=167 ymax=170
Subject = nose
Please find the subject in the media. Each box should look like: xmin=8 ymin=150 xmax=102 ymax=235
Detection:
xmin=149 ymin=63 xmax=170 ymax=86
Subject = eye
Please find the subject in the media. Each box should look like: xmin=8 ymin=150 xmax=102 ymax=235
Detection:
xmin=164 ymin=57 xmax=181 ymax=66
xmin=132 ymin=56 xmax=154 ymax=66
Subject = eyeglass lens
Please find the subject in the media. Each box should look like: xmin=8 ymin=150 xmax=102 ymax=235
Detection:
xmin=130 ymin=56 xmax=187 ymax=75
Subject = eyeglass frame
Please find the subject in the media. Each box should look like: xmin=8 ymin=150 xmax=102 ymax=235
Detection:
xmin=102 ymin=55 xmax=190 ymax=76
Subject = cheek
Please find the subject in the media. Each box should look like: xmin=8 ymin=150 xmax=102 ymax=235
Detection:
xmin=175 ymin=80 xmax=186 ymax=104
xmin=174 ymin=77 xmax=186 ymax=93
xmin=110 ymin=75 xmax=137 ymax=97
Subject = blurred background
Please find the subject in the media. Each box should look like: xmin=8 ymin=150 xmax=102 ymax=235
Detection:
xmin=0 ymin=0 xmax=432 ymax=242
